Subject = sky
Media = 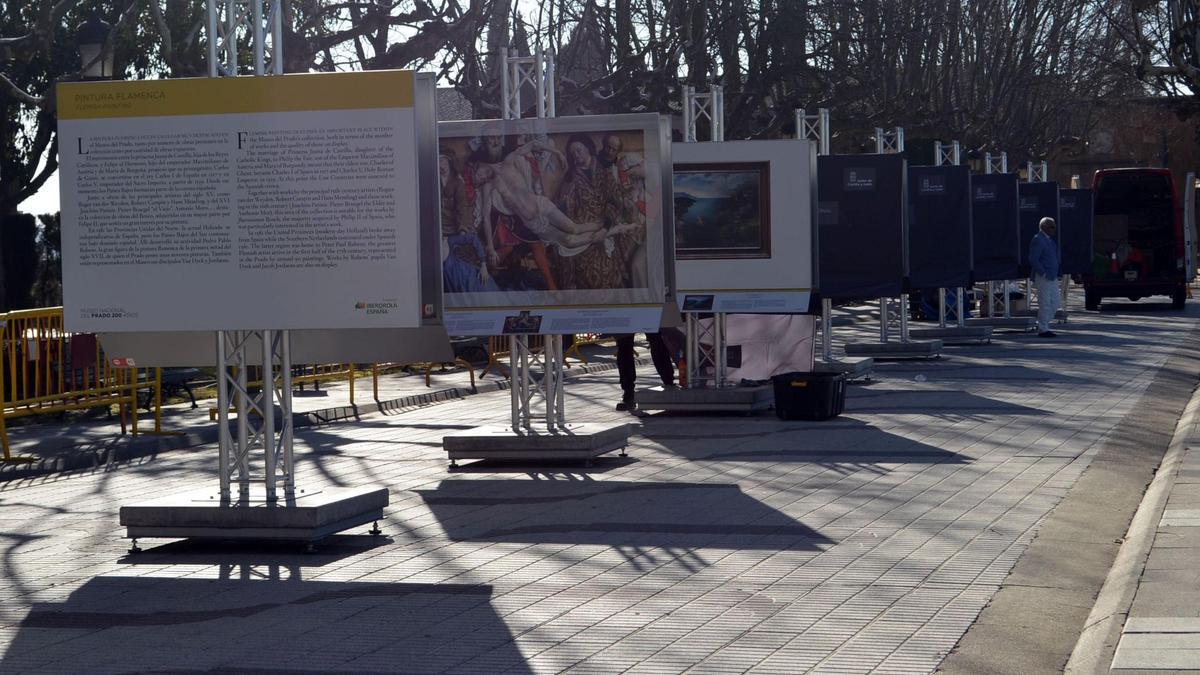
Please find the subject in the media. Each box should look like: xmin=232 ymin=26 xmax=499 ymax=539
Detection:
xmin=25 ymin=169 xmax=58 ymax=217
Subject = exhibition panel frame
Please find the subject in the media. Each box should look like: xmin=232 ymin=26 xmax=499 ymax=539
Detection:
xmin=907 ymin=164 xmax=973 ymax=290
xmin=58 ymin=70 xmax=439 ymax=333
xmin=671 ymin=139 xmax=817 ymax=314
xmin=970 ymin=173 xmax=1021 ymax=283
xmin=1059 ymin=188 xmax=1095 ymax=277
xmin=437 ymin=113 xmax=674 ymax=336
xmin=816 ymin=154 xmax=908 ymax=300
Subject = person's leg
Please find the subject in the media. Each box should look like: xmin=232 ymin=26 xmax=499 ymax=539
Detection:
xmin=614 ymin=334 xmax=636 ymax=408
xmin=1052 ymin=276 xmax=1063 ymax=319
xmin=1035 ymin=275 xmax=1053 ymax=333
xmin=646 ymin=332 xmax=675 ymax=387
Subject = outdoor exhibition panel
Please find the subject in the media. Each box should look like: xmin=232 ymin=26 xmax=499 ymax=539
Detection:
xmin=907 ymin=165 xmax=972 ymax=290
xmin=672 ymin=139 xmax=816 ymax=313
xmin=1018 ymin=181 xmax=1061 ymax=273
xmin=1059 ymin=189 xmax=1095 ymax=276
xmin=816 ymin=154 xmax=907 ymax=299
xmin=970 ymin=173 xmax=1021 ymax=282
xmin=437 ymin=114 xmax=673 ymax=335
xmin=58 ymin=70 xmax=440 ymax=332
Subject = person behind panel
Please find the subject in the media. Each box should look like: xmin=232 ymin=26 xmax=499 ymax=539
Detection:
xmin=1029 ymin=216 xmax=1062 ymax=337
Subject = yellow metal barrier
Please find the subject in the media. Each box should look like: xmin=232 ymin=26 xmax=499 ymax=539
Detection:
xmin=0 ymin=307 xmax=139 ymax=461
xmin=0 ymin=308 xmax=485 ymax=454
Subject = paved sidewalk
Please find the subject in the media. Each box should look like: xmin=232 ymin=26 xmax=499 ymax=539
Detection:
xmin=0 ymin=294 xmax=1196 ymax=673
xmin=1064 ymin=331 xmax=1200 ymax=673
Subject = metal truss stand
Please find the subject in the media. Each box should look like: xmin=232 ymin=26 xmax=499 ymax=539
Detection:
xmin=509 ymin=334 xmax=564 ymax=430
xmin=120 ymin=1 xmax=388 ymax=551
xmin=682 ymin=85 xmax=724 ymax=143
xmin=909 ymin=140 xmax=991 ymax=345
xmin=846 ymin=128 xmax=940 ymax=360
xmin=639 ymin=86 xmax=773 ymax=412
xmin=794 ymin=108 xmax=873 ymax=380
xmin=443 ymin=45 xmax=629 ymax=464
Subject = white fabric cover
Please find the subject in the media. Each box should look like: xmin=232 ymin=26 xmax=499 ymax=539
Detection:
xmin=700 ymin=314 xmax=815 ymax=382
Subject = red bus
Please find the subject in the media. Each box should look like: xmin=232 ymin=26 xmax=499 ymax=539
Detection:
xmin=1085 ymin=168 xmax=1189 ymax=310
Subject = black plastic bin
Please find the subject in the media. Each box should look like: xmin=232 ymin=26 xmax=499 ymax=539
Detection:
xmin=772 ymin=372 xmax=847 ymax=421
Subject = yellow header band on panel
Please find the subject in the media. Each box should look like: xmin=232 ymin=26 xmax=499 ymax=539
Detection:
xmin=58 ymin=70 xmax=414 ymax=120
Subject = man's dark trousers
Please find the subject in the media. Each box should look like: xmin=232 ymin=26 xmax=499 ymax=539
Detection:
xmin=616 ymin=333 xmax=675 ymax=400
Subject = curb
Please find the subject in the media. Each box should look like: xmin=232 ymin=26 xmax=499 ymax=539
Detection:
xmin=0 ymin=356 xmax=638 ymax=483
xmin=1065 ymin=378 xmax=1200 ymax=673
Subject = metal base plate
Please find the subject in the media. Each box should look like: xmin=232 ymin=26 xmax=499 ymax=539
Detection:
xmin=814 ymin=357 xmax=875 ymax=380
xmin=120 ymin=486 xmax=389 ymax=542
xmin=1011 ymin=309 xmax=1068 ymax=320
xmin=844 ymin=340 xmax=943 ymax=359
xmin=965 ymin=317 xmax=1038 ymax=331
xmin=908 ymin=326 xmax=993 ymax=345
xmin=636 ymin=384 xmax=774 ymax=413
xmin=443 ymin=423 xmax=630 ymax=464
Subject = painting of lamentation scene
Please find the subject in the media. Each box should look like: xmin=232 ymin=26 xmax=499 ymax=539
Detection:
xmin=438 ymin=127 xmax=652 ymax=299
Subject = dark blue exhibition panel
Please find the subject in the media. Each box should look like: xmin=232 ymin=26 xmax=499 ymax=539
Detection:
xmin=816 ymin=153 xmax=907 ymax=299
xmin=1018 ymin=181 xmax=1060 ymax=274
xmin=908 ymin=165 xmax=972 ymax=289
xmin=1059 ymin=189 xmax=1094 ymax=276
xmin=971 ymin=173 xmax=1021 ymax=282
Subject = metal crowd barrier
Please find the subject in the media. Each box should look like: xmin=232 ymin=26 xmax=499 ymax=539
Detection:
xmin=0 ymin=307 xmax=143 ymax=461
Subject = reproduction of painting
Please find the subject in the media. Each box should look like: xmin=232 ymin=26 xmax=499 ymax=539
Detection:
xmin=673 ymin=162 xmax=771 ymax=259
xmin=437 ymin=114 xmax=670 ymax=311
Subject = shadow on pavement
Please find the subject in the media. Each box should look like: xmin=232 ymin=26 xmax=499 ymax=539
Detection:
xmin=446 ymin=455 xmax=637 ymax=474
xmin=640 ymin=417 xmax=971 ymax=465
xmin=417 ymin=480 xmax=833 ymax=555
xmin=4 ymin=576 xmax=529 ymax=673
xmin=846 ymin=389 xmax=1049 ymax=415
xmin=116 ymin=533 xmax=392 ymax=563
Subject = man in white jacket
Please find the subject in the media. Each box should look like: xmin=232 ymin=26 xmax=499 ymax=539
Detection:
xmin=1029 ymin=217 xmax=1061 ymax=337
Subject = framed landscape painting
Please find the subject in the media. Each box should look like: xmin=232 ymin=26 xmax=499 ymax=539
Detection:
xmin=673 ymin=161 xmax=771 ymax=259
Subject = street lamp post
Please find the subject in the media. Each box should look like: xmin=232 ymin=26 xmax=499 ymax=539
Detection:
xmin=76 ymin=15 xmax=114 ymax=80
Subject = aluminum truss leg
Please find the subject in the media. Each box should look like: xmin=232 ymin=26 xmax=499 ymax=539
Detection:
xmin=684 ymin=313 xmax=726 ymax=388
xmin=821 ymin=298 xmax=833 ymax=362
xmin=899 ymin=295 xmax=910 ymax=343
xmin=217 ymin=331 xmax=231 ymax=502
xmin=215 ymin=329 xmax=295 ymax=504
xmin=880 ymin=298 xmax=890 ymax=343
xmin=508 ymin=334 xmax=564 ymax=432
xmin=1059 ymin=277 xmax=1070 ymax=324
xmin=956 ymin=287 xmax=966 ymax=328
xmin=714 ymin=313 xmax=727 ymax=388
xmin=938 ymin=288 xmax=948 ymax=328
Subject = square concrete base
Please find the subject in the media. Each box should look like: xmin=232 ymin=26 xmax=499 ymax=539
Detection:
xmin=814 ymin=357 xmax=874 ymax=380
xmin=636 ymin=384 xmax=773 ymax=413
xmin=1012 ymin=309 xmax=1068 ymax=320
xmin=443 ymin=423 xmax=630 ymax=468
xmin=908 ymin=326 xmax=993 ymax=345
xmin=119 ymin=486 xmax=389 ymax=543
xmin=966 ymin=317 xmax=1038 ymax=332
xmin=844 ymin=339 xmax=943 ymax=359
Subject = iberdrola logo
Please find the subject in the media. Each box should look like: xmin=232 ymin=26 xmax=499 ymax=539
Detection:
xmin=354 ymin=300 xmax=399 ymax=314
